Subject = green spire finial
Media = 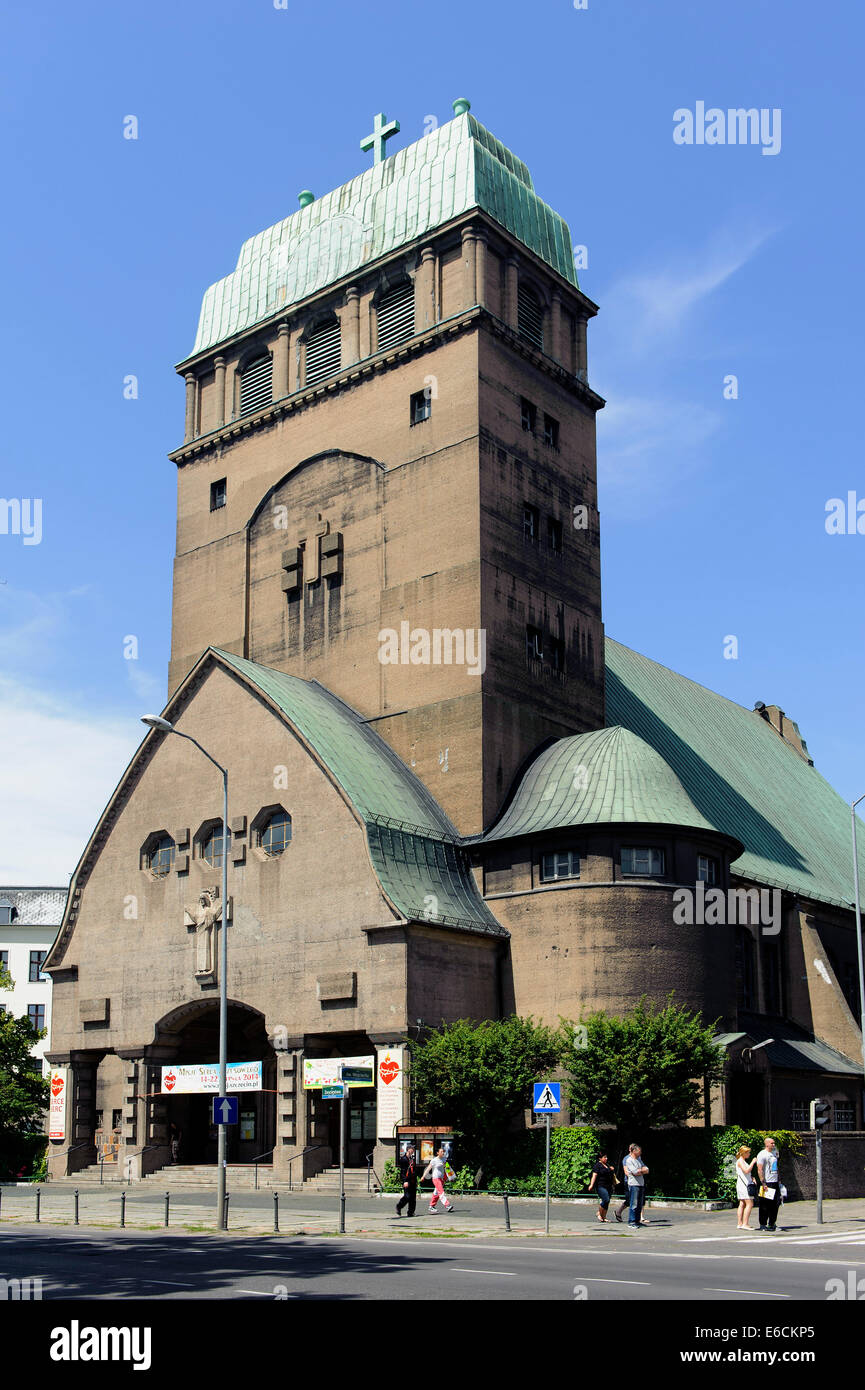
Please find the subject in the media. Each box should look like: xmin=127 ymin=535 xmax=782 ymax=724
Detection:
xmin=298 ymin=190 xmax=314 ymax=208
xmin=360 ymin=111 xmax=401 ymax=165
xmin=452 ymin=98 xmax=471 ymax=116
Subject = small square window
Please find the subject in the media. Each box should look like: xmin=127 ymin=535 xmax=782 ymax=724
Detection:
xmin=524 ymin=505 xmax=540 ymax=542
xmin=790 ymin=1101 xmax=810 ymax=1131
xmin=697 ymin=854 xmax=720 ymax=886
xmin=521 ymin=398 xmax=537 ymax=433
xmin=621 ymin=846 xmax=665 ymax=876
xmin=834 ymin=1102 xmax=855 ymax=1132
xmin=541 ymin=850 xmax=580 ymax=882
xmin=410 ymin=390 xmax=431 ymax=425
xmin=543 ymin=414 xmax=559 ymax=448
xmin=210 ymin=478 xmax=227 ymax=511
xmin=526 ymin=625 xmax=543 ymax=661
xmin=548 ymin=517 xmax=563 ymax=554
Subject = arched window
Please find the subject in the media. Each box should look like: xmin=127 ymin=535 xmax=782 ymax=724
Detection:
xmin=376 ymin=281 xmax=414 ymax=352
xmin=517 ymin=282 xmax=544 ymax=351
xmin=239 ymin=353 xmax=273 ymax=416
xmin=202 ymin=825 xmax=231 ymax=868
xmin=305 ymin=317 xmax=341 ymax=386
xmin=147 ymin=835 xmax=175 ymax=879
xmin=259 ymin=810 xmax=292 ymax=857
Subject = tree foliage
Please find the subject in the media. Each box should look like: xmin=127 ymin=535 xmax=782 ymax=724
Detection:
xmin=0 ymin=964 xmax=50 ymax=1150
xmin=564 ymin=996 xmax=726 ymax=1136
xmin=409 ymin=1015 xmax=566 ymax=1167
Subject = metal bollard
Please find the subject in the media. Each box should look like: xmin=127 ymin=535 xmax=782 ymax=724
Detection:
xmin=35 ymin=1186 xmax=41 ymax=1223
xmin=120 ymin=1190 xmax=126 ymax=1228
xmin=164 ymin=1192 xmax=170 ymax=1228
xmin=273 ymin=1191 xmax=279 ymax=1233
xmin=503 ymin=1193 xmax=511 ymax=1231
xmin=74 ymin=1190 xmax=79 ymax=1226
xmin=223 ymin=1193 xmax=230 ymax=1229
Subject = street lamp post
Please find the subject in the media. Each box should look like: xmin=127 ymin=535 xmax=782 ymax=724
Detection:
xmin=142 ymin=715 xmax=230 ymax=1230
xmin=851 ymin=795 xmax=865 ymax=1120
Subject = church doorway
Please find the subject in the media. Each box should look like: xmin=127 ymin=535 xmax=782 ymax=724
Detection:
xmin=154 ymin=1001 xmax=275 ymax=1166
xmin=325 ymin=1092 xmax=377 ymax=1168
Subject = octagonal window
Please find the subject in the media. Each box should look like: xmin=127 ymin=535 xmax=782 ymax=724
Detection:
xmin=143 ymin=832 xmax=175 ymax=878
xmin=259 ymin=810 xmax=292 ymax=858
xmin=201 ymin=824 xmax=231 ymax=868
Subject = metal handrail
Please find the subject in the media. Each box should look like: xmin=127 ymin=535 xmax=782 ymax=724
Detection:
xmin=126 ymin=1143 xmax=162 ymax=1185
xmin=49 ymin=1141 xmax=90 ymax=1179
xmin=365 ymin=1152 xmax=384 ymax=1193
xmin=285 ymin=1143 xmax=325 ymax=1192
xmin=251 ymin=1148 xmax=274 ymax=1190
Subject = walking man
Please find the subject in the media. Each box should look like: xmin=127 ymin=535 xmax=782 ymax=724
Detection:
xmin=623 ymin=1142 xmax=649 ymax=1228
xmin=395 ymin=1144 xmax=418 ymax=1217
xmin=756 ymin=1136 xmax=782 ymax=1231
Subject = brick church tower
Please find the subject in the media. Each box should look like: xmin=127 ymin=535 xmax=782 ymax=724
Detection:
xmin=168 ymin=101 xmax=605 ymax=833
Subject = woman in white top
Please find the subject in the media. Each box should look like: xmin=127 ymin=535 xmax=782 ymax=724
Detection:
xmin=422 ymin=1147 xmax=454 ymax=1213
xmin=735 ymin=1145 xmax=758 ymax=1228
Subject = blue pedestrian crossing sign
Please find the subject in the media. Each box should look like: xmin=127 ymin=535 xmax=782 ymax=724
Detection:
xmin=212 ymin=1096 xmax=238 ymax=1125
xmin=533 ymin=1082 xmax=561 ymax=1112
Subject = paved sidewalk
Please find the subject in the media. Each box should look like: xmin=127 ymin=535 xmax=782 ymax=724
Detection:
xmin=1 ymin=1184 xmax=862 ymax=1240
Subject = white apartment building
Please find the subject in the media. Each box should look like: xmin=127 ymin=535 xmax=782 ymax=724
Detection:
xmin=0 ymin=887 xmax=66 ymax=1073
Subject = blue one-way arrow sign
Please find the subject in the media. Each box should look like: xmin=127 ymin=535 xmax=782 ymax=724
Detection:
xmin=533 ymin=1081 xmax=561 ymax=1113
xmin=212 ymin=1095 xmax=238 ymax=1125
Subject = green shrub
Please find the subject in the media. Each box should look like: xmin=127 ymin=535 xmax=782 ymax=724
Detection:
xmin=381 ymin=1159 xmax=401 ymax=1193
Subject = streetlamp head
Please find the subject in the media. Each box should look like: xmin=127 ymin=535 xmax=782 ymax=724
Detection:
xmin=141 ymin=715 xmax=173 ymax=733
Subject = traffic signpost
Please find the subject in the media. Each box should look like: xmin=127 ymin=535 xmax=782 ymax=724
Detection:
xmin=533 ymin=1082 xmax=562 ymax=1235
xmin=323 ymin=1085 xmax=345 ymax=1100
xmin=212 ymin=1096 xmax=238 ymax=1126
xmin=810 ymin=1098 xmax=831 ymax=1223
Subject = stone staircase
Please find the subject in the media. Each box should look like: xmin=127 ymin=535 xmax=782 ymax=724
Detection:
xmin=51 ymin=1162 xmax=380 ymax=1192
xmin=140 ymin=1164 xmax=278 ymax=1189
xmin=301 ymin=1166 xmax=380 ymax=1195
xmin=52 ymin=1163 xmax=128 ymax=1184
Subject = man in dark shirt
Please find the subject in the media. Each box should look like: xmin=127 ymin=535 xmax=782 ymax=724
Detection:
xmin=396 ymin=1145 xmax=418 ymax=1217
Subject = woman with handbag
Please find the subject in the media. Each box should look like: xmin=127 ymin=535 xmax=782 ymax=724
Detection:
xmin=735 ymin=1145 xmax=759 ymax=1228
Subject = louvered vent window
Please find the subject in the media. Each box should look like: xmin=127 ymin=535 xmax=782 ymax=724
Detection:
xmin=376 ymin=282 xmax=415 ymax=352
xmin=239 ymin=355 xmax=273 ymax=416
xmin=517 ymin=284 xmax=544 ymax=351
xmin=305 ymin=318 xmax=341 ymax=387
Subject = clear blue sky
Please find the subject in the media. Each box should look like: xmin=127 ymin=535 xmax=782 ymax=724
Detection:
xmin=1 ymin=0 xmax=863 ymax=882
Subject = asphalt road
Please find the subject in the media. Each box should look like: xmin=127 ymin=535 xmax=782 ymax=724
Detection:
xmin=3 ymin=1222 xmax=864 ymax=1301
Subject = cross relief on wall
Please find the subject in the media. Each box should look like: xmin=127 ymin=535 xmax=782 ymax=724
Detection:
xmin=281 ymin=512 xmax=343 ymax=597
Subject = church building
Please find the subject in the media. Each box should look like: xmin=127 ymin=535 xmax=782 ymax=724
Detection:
xmin=45 ymin=102 xmax=864 ymax=1184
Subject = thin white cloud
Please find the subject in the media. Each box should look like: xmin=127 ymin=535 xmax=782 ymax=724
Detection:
xmin=603 ymin=224 xmax=775 ymax=353
xmin=0 ymin=678 xmax=141 ymax=884
xmin=597 ymin=393 xmax=721 ymax=519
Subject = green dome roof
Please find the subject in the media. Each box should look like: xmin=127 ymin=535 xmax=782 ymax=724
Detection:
xmin=485 ymin=726 xmax=732 ymax=844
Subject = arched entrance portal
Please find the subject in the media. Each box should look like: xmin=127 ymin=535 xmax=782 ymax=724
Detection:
xmin=152 ymin=1001 xmax=276 ymax=1165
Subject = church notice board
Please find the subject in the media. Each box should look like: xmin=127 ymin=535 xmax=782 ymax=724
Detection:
xmin=303 ymin=1056 xmax=375 ymax=1089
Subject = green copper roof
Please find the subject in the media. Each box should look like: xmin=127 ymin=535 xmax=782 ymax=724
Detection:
xmin=188 ymin=111 xmax=579 ymax=358
xmin=606 ymin=638 xmax=865 ymax=911
xmin=484 ymin=725 xmax=724 ymax=843
xmin=214 ymin=650 xmax=504 ymax=937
